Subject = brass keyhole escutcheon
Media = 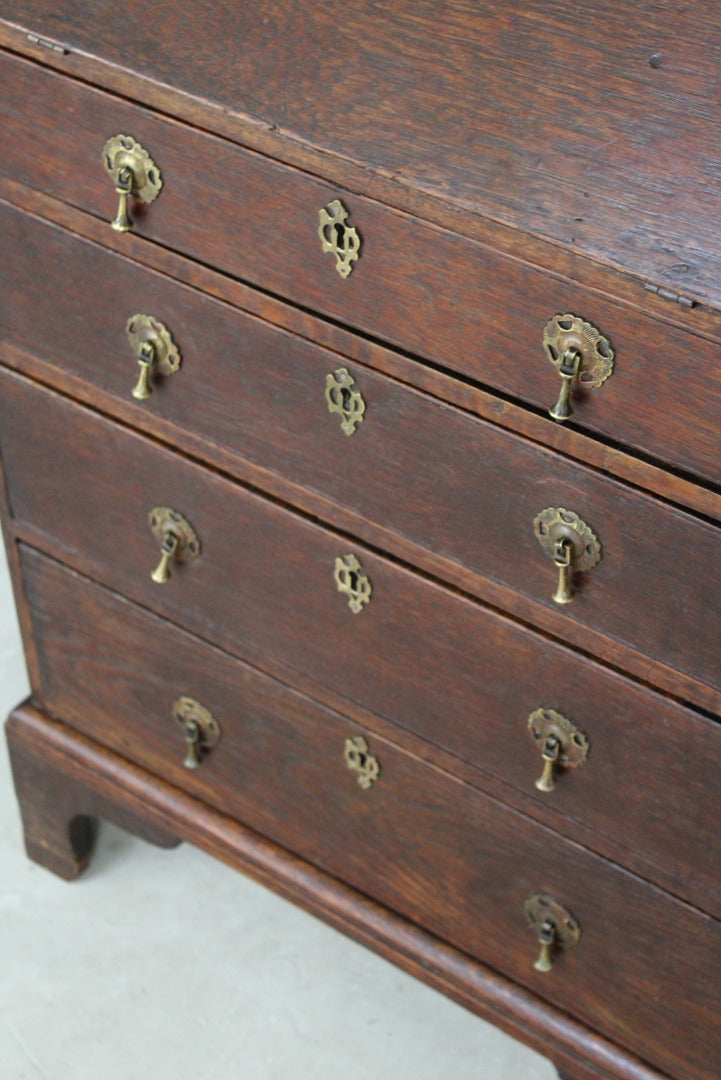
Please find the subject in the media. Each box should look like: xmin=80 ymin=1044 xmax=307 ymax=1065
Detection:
xmin=334 ymin=554 xmax=372 ymax=613
xmin=172 ymin=696 xmax=221 ymax=769
xmin=148 ymin=507 xmax=201 ymax=584
xmin=524 ymin=893 xmax=581 ymax=973
xmin=318 ymin=199 xmax=361 ymax=278
xmin=527 ymin=708 xmax=589 ymax=792
xmin=533 ymin=507 xmax=601 ymax=605
xmin=126 ymin=314 xmax=181 ymax=400
xmin=344 ymin=735 xmax=380 ymax=789
xmin=543 ymin=313 xmax=614 ymax=423
xmin=325 ymin=367 xmax=366 ymax=435
xmin=103 ymin=134 xmax=163 ymax=233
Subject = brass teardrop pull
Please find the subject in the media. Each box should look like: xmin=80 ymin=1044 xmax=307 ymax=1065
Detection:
xmin=103 ymin=135 xmax=163 ymax=233
xmin=148 ymin=507 xmax=201 ymax=584
xmin=527 ymin=708 xmax=589 ymax=793
xmin=533 ymin=507 xmax=601 ymax=605
xmin=524 ymin=894 xmax=581 ymax=973
xmin=543 ymin=314 xmax=614 ymax=423
xmin=126 ymin=314 xmax=181 ymax=401
xmin=172 ymin=696 xmax=221 ymax=769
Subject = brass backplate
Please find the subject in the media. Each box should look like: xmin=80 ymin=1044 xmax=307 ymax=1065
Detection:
xmin=172 ymin=696 xmax=221 ymax=748
xmin=126 ymin=314 xmax=181 ymax=376
xmin=543 ymin=313 xmax=614 ymax=389
xmin=524 ymin=893 xmax=581 ymax=949
xmin=148 ymin=507 xmax=201 ymax=562
xmin=533 ymin=507 xmax=601 ymax=574
xmin=344 ymin=735 xmax=380 ymax=788
xmin=318 ymin=199 xmax=361 ymax=278
xmin=325 ymin=367 xmax=366 ymax=435
xmin=527 ymin=708 xmax=589 ymax=769
xmin=334 ymin=554 xmax=372 ymax=613
xmin=103 ymin=134 xmax=163 ymax=203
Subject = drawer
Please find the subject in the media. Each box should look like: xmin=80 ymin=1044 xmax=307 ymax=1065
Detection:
xmin=2 ymin=366 xmax=721 ymax=711
xmin=3 ymin=52 xmax=721 ymax=489
xmin=5 ymin=370 xmax=721 ymax=919
xmin=18 ymin=547 xmax=721 ymax=1080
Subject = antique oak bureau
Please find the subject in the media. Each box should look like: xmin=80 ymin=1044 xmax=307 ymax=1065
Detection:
xmin=1 ymin=4 xmax=720 ymax=1079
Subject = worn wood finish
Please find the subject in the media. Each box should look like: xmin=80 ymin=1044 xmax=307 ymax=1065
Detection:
xmin=2 ymin=56 xmax=721 ymax=486
xmin=2 ymin=368 xmax=721 ymax=715
xmin=5 ymin=704 xmax=668 ymax=1080
xmin=2 ymin=5 xmax=720 ymax=1077
xmin=8 ymin=688 xmax=719 ymax=1080
xmin=2 ymin=199 xmax=721 ymax=517
xmin=20 ymin=544 xmax=721 ymax=923
xmin=3 ymin=1 xmax=721 ymax=314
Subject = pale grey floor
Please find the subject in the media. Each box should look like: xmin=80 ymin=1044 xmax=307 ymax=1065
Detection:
xmin=0 ymin=542 xmax=558 ymax=1079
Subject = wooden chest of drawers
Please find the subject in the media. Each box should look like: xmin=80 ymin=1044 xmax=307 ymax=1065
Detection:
xmin=2 ymin=5 xmax=720 ymax=1078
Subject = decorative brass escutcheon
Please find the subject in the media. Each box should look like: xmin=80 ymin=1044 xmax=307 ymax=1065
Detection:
xmin=527 ymin=708 xmax=589 ymax=792
xmin=318 ymin=199 xmax=361 ymax=278
xmin=524 ymin=893 xmax=581 ymax=973
xmin=148 ymin=507 xmax=201 ymax=584
xmin=126 ymin=314 xmax=181 ymax=400
xmin=344 ymin=735 xmax=380 ymax=789
xmin=325 ymin=367 xmax=366 ymax=435
xmin=543 ymin=313 xmax=614 ymax=422
xmin=334 ymin=554 xmax=372 ymax=613
xmin=103 ymin=134 xmax=163 ymax=233
xmin=533 ymin=507 xmax=601 ymax=605
xmin=172 ymin=696 xmax=221 ymax=769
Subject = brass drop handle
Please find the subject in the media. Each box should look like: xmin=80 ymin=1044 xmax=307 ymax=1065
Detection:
xmin=543 ymin=314 xmax=614 ymax=423
xmin=103 ymin=135 xmax=163 ymax=233
xmin=148 ymin=507 xmax=201 ymax=585
xmin=533 ymin=508 xmax=602 ymax=605
xmin=151 ymin=530 xmax=179 ymax=584
xmin=534 ymin=919 xmax=556 ymax=973
xmin=112 ymin=163 xmax=134 ymax=233
xmin=524 ymin=894 xmax=581 ymax=974
xmin=172 ymin=696 xmax=220 ymax=769
xmin=126 ymin=314 xmax=181 ymax=401
xmin=552 ymin=536 xmax=574 ymax=605
xmin=132 ymin=340 xmax=155 ymax=400
xmin=548 ymin=348 xmax=581 ymax=423
xmin=536 ymin=734 xmax=560 ymax=792
xmin=344 ymin=735 xmax=380 ymax=788
xmin=527 ymin=708 xmax=589 ymax=793
xmin=180 ymin=717 xmax=202 ymax=768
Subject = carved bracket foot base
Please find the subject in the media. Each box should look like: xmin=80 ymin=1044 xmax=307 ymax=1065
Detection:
xmin=5 ymin=701 xmax=180 ymax=880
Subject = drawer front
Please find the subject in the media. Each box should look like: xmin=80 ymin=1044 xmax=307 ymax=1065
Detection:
xmin=2 ymin=364 xmax=721 ymax=709
xmin=18 ymin=547 xmax=721 ymax=1080
xmin=4 ymin=369 xmax=721 ymax=918
xmin=3 ymin=51 xmax=721 ymax=488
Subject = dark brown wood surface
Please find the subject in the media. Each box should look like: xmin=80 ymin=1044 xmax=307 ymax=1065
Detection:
xmin=20 ymin=544 xmax=721 ymax=923
xmin=2 ymin=56 xmax=721 ymax=488
xmin=8 ymin=644 xmax=721 ymax=1080
xmin=8 ymin=585 xmax=721 ymax=1080
xmin=2 ymin=368 xmax=721 ymax=716
xmin=6 ymin=704 xmax=670 ymax=1080
xmin=2 ymin=200 xmax=721 ymax=503
xmin=3 ymin=2 xmax=721 ymax=316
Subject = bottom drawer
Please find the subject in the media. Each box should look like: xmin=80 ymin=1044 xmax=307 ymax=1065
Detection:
xmin=21 ymin=544 xmax=721 ymax=1080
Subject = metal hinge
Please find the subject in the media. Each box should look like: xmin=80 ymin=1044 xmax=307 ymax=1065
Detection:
xmin=644 ymin=282 xmax=696 ymax=309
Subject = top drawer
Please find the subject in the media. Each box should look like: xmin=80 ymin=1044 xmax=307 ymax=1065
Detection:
xmin=3 ymin=49 xmax=721 ymax=488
